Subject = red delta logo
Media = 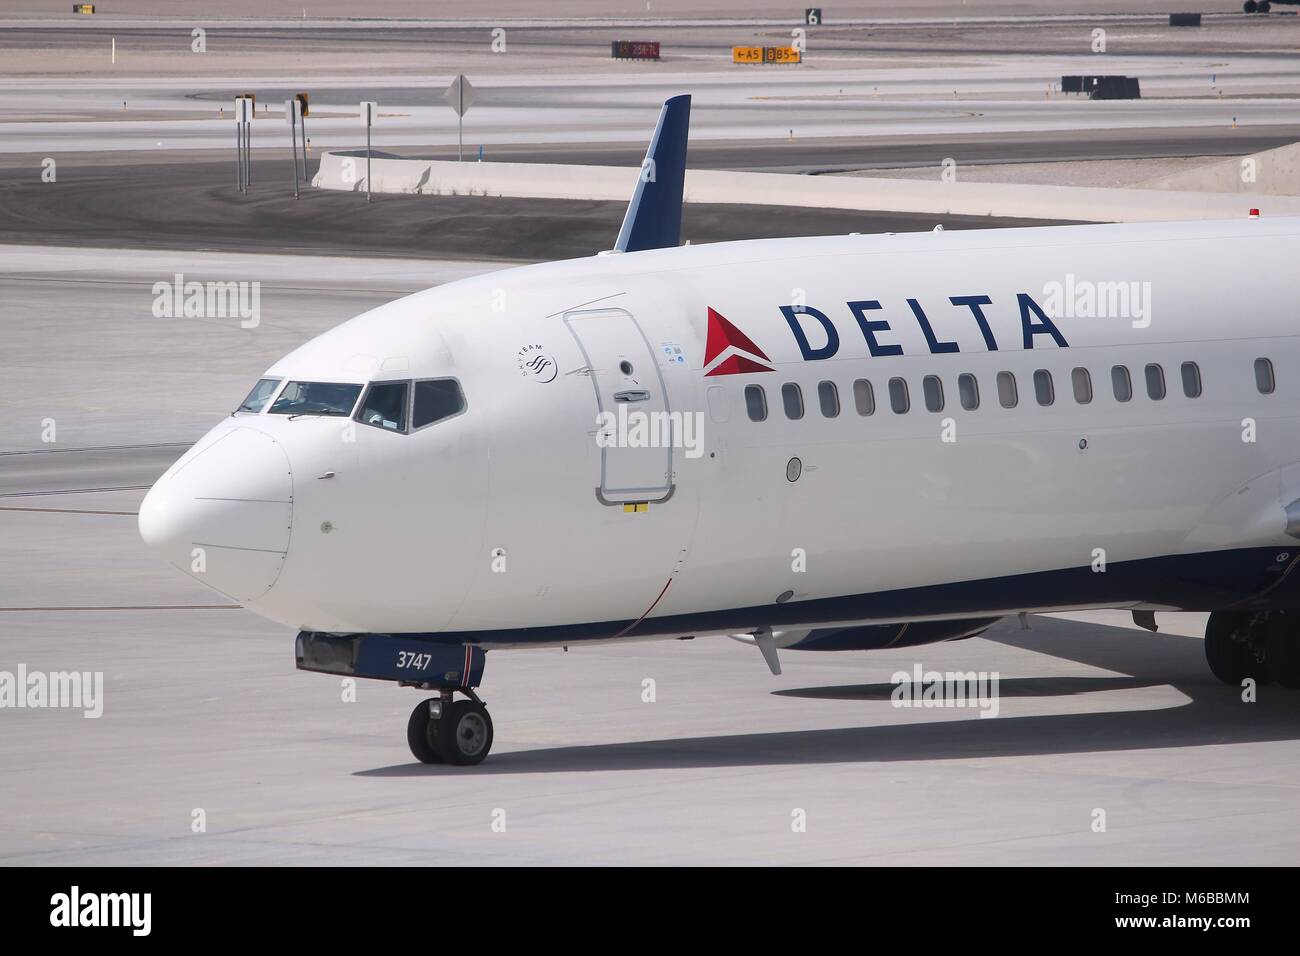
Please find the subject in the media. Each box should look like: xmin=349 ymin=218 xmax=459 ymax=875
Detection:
xmin=703 ymin=307 xmax=774 ymax=376
xmin=702 ymin=293 xmax=1069 ymax=374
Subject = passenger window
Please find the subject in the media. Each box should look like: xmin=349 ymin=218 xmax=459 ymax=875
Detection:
xmin=236 ymin=377 xmax=281 ymax=414
xmin=852 ymin=379 xmax=875 ymax=416
xmin=888 ymin=377 xmax=910 ymax=414
xmin=1145 ymin=363 xmax=1166 ymax=400
xmin=782 ymin=383 xmax=804 ymax=420
xmin=1181 ymin=361 xmax=1202 ymax=398
xmin=358 ymin=381 xmax=409 ymax=432
xmin=958 ymin=373 xmax=979 ymax=411
xmin=412 ymin=378 xmax=466 ymax=429
xmin=1033 ymin=369 xmax=1054 ymax=406
xmin=996 ymin=371 xmax=1018 ymax=408
xmin=745 ymin=384 xmax=767 ymax=422
xmin=1071 ymin=367 xmax=1092 ymax=404
xmin=1255 ymin=357 xmax=1275 ymax=395
xmin=1111 ymin=365 xmax=1132 ymax=402
xmin=922 ymin=375 xmax=944 ymax=412
xmin=818 ymin=381 xmax=840 ymax=418
xmin=270 ymin=381 xmax=363 ymax=417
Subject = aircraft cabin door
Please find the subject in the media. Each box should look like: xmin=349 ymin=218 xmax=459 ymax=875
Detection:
xmin=564 ymin=307 xmax=675 ymax=504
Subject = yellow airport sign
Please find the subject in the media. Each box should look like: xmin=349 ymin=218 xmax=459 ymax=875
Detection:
xmin=733 ymin=45 xmax=801 ymax=65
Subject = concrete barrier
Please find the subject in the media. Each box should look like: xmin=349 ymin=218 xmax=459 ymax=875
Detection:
xmin=314 ymin=149 xmax=642 ymax=200
xmin=313 ymin=149 xmax=1300 ymax=223
xmin=1139 ymin=141 xmax=1300 ymax=197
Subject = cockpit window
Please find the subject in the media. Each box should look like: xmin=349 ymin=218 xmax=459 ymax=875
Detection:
xmin=268 ymin=381 xmax=362 ymax=417
xmin=412 ymin=378 xmax=466 ymax=429
xmin=357 ymin=381 xmax=409 ymax=432
xmin=236 ymin=378 xmax=281 ymax=414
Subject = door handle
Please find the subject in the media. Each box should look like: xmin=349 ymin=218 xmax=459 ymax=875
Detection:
xmin=614 ymin=389 xmax=651 ymax=403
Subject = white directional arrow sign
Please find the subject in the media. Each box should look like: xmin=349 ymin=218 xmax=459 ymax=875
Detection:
xmin=445 ymin=74 xmax=475 ymax=117
xmin=445 ymin=74 xmax=475 ymax=161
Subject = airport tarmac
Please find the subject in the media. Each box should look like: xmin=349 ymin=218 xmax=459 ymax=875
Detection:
xmin=0 ymin=155 xmax=1076 ymax=260
xmin=4 ymin=12 xmax=1300 ymax=156
xmin=0 ymin=1 xmax=1253 ymax=21
xmin=4 ymin=246 xmax=1300 ymax=865
xmin=3 ymin=7 xmax=1298 ymax=83
xmin=6 ymin=65 xmax=1300 ymax=156
xmin=5 ymin=0 xmax=1300 ymax=868
xmin=6 ymin=494 xmax=1300 ymax=865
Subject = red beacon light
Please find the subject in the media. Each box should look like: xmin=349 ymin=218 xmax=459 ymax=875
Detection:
xmin=1249 ymin=208 xmax=1261 ymax=218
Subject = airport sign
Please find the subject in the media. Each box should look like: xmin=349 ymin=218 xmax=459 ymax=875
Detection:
xmin=446 ymin=74 xmax=476 ymax=117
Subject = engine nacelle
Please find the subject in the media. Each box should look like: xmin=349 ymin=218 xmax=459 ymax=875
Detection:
xmin=786 ymin=617 xmax=1001 ymax=651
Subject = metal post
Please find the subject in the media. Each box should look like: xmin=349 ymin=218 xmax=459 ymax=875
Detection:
xmin=445 ymin=76 xmax=473 ymax=164
xmin=236 ymin=115 xmax=242 ymax=192
xmin=291 ymin=106 xmax=300 ymax=200
xmin=244 ymin=113 xmax=251 ymax=187
xmin=366 ymin=120 xmax=372 ymax=203
xmin=299 ymin=111 xmax=308 ymax=183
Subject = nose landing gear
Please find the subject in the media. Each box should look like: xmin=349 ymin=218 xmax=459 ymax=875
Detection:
xmin=296 ymin=632 xmax=493 ymax=765
xmin=407 ymin=689 xmax=494 ymax=765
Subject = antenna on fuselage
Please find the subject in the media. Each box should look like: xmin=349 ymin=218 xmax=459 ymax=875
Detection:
xmin=612 ymin=94 xmax=691 ymax=253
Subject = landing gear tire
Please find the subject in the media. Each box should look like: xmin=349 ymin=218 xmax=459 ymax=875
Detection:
xmin=1267 ymin=611 xmax=1300 ymax=689
xmin=1205 ymin=611 xmax=1270 ymax=685
xmin=1260 ymin=1 xmax=1272 ymax=12
xmin=433 ymin=699 xmax=494 ymax=765
xmin=1244 ymin=0 xmax=1258 ymax=12
xmin=407 ymin=699 xmax=443 ymax=764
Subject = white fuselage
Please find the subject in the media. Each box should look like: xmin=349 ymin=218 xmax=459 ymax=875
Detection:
xmin=139 ymin=217 xmax=1300 ymax=648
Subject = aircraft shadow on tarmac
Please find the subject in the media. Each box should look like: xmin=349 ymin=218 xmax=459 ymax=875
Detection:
xmin=355 ymin=618 xmax=1300 ymax=776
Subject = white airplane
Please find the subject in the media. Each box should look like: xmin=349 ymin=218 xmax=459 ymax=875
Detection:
xmin=140 ymin=95 xmax=1300 ymax=765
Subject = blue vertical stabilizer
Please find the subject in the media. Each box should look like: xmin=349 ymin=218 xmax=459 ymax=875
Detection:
xmin=613 ymin=94 xmax=691 ymax=253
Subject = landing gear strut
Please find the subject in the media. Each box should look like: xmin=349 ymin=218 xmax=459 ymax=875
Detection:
xmin=1267 ymin=611 xmax=1300 ymax=689
xmin=407 ymin=689 xmax=494 ymax=765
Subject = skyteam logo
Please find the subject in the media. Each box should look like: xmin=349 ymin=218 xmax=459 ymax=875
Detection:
xmin=516 ymin=344 xmax=557 ymax=383
xmin=703 ymin=307 xmax=774 ymax=376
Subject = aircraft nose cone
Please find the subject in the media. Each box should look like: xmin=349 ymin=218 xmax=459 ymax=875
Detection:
xmin=139 ymin=427 xmax=293 ymax=602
